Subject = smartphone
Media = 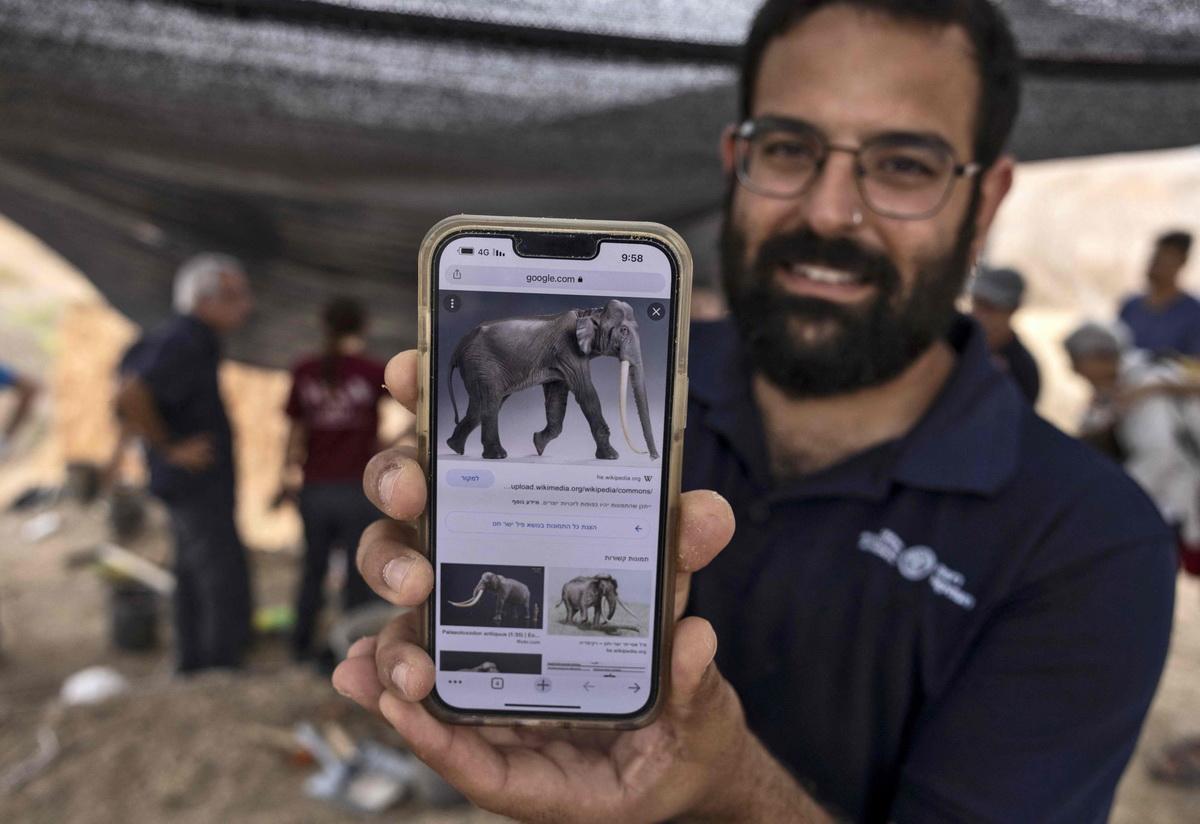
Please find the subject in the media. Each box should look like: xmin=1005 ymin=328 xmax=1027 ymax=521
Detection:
xmin=415 ymin=215 xmax=692 ymax=728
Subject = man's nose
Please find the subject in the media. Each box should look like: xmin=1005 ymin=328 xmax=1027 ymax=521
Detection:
xmin=801 ymin=151 xmax=866 ymax=236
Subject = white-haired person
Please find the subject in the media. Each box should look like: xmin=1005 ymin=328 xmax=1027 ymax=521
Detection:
xmin=115 ymin=253 xmax=255 ymax=672
xmin=1065 ymin=321 xmax=1200 ymax=574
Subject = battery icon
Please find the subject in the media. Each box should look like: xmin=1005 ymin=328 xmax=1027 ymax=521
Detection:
xmin=460 ymin=247 xmax=474 ymax=255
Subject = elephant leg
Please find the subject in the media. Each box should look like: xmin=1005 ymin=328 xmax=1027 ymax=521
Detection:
xmin=570 ymin=379 xmax=618 ymax=460
xmin=480 ymin=397 xmax=507 ymax=459
xmin=493 ymin=594 xmax=504 ymax=624
xmin=533 ymin=381 xmax=569 ymax=456
xmin=446 ymin=400 xmax=481 ymax=455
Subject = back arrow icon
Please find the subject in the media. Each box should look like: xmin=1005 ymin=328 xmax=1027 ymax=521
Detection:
xmin=582 ymin=682 xmax=594 ymax=691
xmin=634 ymin=525 xmax=642 ymax=533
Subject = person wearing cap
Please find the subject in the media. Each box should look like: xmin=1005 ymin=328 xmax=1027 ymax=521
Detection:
xmin=1119 ymin=230 xmax=1200 ymax=358
xmin=970 ymin=265 xmax=1040 ymax=404
xmin=116 ymin=253 xmax=256 ymax=673
xmin=1065 ymin=320 xmax=1200 ymax=564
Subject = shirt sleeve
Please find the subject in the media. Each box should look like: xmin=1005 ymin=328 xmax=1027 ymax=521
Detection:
xmin=0 ymin=364 xmax=15 ymax=389
xmin=889 ymin=534 xmax=1175 ymax=824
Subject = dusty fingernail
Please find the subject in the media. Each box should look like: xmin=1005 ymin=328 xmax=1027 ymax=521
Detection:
xmin=392 ymin=662 xmax=412 ymax=695
xmin=382 ymin=557 xmax=414 ymax=592
xmin=378 ymin=465 xmax=403 ymax=507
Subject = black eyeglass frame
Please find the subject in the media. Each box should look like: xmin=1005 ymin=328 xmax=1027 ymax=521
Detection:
xmin=733 ymin=117 xmax=983 ymax=220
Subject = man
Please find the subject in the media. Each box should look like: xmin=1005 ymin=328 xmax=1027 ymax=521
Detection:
xmin=1119 ymin=230 xmax=1200 ymax=357
xmin=0 ymin=362 xmax=39 ymax=459
xmin=333 ymin=2 xmax=1175 ymax=821
xmin=969 ymin=265 xmax=1040 ymax=403
xmin=116 ymin=253 xmax=255 ymax=672
xmin=1065 ymin=321 xmax=1200 ymax=564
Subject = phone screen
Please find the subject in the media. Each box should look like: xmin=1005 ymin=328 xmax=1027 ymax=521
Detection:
xmin=428 ymin=231 xmax=680 ymax=719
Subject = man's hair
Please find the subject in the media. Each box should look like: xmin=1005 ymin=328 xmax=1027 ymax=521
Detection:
xmin=740 ymin=0 xmax=1021 ymax=169
xmin=1156 ymin=230 xmax=1193 ymax=257
xmin=1063 ymin=322 xmax=1123 ymax=362
xmin=322 ymin=296 xmax=366 ymax=339
xmin=173 ymin=253 xmax=244 ymax=314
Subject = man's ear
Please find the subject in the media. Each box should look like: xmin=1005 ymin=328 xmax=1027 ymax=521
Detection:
xmin=719 ymin=123 xmax=738 ymax=177
xmin=575 ymin=314 xmax=597 ymax=355
xmin=969 ymin=154 xmax=1015 ymax=262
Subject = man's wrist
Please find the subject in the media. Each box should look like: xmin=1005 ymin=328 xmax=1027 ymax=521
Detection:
xmin=688 ymin=731 xmax=829 ymax=824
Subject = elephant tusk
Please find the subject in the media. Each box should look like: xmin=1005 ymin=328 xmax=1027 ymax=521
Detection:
xmin=616 ymin=598 xmax=640 ymax=620
xmin=619 ymin=360 xmax=648 ymax=455
xmin=448 ymin=591 xmax=484 ymax=608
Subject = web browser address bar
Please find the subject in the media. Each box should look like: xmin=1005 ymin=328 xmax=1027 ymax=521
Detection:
xmin=443 ymin=265 xmax=667 ymax=294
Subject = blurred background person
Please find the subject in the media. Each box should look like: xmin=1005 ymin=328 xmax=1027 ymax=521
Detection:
xmin=280 ymin=297 xmax=388 ymax=665
xmin=115 ymin=253 xmax=256 ymax=673
xmin=1119 ymin=230 xmax=1200 ymax=358
xmin=969 ymin=265 xmax=1040 ymax=404
xmin=0 ymin=361 xmax=39 ymax=459
xmin=1065 ymin=321 xmax=1200 ymax=569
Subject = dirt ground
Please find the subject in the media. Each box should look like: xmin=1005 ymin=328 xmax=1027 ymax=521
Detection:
xmin=2 ymin=149 xmax=1200 ymax=821
xmin=0 ymin=501 xmax=507 ymax=824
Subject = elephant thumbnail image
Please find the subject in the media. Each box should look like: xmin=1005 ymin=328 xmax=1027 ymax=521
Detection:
xmin=439 ymin=650 xmax=543 ymax=675
xmin=440 ymin=563 xmax=545 ymax=629
xmin=436 ymin=292 xmax=672 ymax=464
xmin=546 ymin=568 xmax=653 ymax=638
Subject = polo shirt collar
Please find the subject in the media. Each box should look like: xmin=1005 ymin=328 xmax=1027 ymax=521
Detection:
xmin=689 ymin=316 xmax=1024 ymax=499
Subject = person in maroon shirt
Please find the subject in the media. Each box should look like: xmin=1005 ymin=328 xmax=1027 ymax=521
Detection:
xmin=282 ymin=297 xmax=389 ymax=661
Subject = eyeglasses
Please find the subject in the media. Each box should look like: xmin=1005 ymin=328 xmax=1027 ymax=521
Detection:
xmin=733 ymin=117 xmax=981 ymax=220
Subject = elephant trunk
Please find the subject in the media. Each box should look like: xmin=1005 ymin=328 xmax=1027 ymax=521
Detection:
xmin=605 ymin=595 xmax=617 ymax=621
xmin=449 ymin=586 xmax=484 ymax=608
xmin=618 ymin=360 xmax=659 ymax=460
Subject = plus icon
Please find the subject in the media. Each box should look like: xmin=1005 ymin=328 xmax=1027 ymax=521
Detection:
xmin=535 ymin=678 xmax=552 ymax=693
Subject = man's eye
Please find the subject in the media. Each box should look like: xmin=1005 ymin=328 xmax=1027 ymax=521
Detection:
xmin=872 ymin=153 xmax=939 ymax=179
xmin=760 ymin=138 xmax=817 ymax=161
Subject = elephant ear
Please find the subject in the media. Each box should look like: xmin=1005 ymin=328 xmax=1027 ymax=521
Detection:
xmin=575 ymin=313 xmax=598 ymax=355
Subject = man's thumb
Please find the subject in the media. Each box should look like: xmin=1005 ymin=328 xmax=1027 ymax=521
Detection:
xmin=669 ymin=616 xmax=719 ymax=709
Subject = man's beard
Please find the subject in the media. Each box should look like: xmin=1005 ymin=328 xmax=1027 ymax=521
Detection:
xmin=720 ymin=198 xmax=978 ymax=398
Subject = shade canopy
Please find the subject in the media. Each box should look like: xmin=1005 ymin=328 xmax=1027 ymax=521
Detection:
xmin=1 ymin=0 xmax=1196 ymax=366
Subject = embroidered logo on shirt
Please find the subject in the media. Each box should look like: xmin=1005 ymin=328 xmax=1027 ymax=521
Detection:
xmin=858 ymin=529 xmax=976 ymax=610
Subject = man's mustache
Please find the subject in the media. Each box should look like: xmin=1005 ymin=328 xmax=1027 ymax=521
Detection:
xmin=752 ymin=229 xmax=900 ymax=293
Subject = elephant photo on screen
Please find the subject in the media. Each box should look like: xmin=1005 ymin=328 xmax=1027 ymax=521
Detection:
xmin=445 ymin=299 xmax=659 ymax=460
xmin=447 ymin=572 xmax=536 ymax=627
xmin=556 ymin=574 xmax=640 ymax=628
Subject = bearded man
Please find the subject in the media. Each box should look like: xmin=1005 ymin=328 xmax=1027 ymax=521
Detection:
xmin=332 ymin=2 xmax=1175 ymax=821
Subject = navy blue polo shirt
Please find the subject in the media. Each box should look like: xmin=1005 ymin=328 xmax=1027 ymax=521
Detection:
xmin=122 ymin=314 xmax=234 ymax=503
xmin=684 ymin=317 xmax=1175 ymax=824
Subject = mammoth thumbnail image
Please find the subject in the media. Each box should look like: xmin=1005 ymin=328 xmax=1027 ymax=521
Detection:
xmin=440 ymin=563 xmax=545 ymax=629
xmin=439 ymin=650 xmax=542 ymax=675
xmin=438 ymin=295 xmax=670 ymax=464
xmin=547 ymin=568 xmax=652 ymax=638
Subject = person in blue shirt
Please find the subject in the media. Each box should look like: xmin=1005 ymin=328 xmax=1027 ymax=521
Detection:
xmin=0 ymin=362 xmax=39 ymax=459
xmin=116 ymin=253 xmax=256 ymax=673
xmin=1119 ymin=230 xmax=1200 ymax=357
xmin=331 ymin=2 xmax=1175 ymax=821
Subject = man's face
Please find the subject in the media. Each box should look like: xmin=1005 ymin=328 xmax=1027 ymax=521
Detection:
xmin=720 ymin=6 xmax=1012 ymax=396
xmin=969 ymin=297 xmax=1015 ymax=352
xmin=198 ymin=270 xmax=255 ymax=333
xmin=1071 ymin=354 xmax=1119 ymax=394
xmin=1147 ymin=244 xmax=1186 ymax=291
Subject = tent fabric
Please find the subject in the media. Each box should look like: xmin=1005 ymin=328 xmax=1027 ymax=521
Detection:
xmin=0 ymin=0 xmax=1196 ymax=367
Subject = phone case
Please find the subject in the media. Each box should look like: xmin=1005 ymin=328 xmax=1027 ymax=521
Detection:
xmin=415 ymin=215 xmax=694 ymax=729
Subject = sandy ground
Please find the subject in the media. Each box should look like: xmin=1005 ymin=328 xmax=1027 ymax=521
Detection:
xmin=2 ymin=148 xmax=1200 ymax=821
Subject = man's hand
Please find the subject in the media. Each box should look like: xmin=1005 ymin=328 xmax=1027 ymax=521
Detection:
xmin=165 ymin=433 xmax=215 ymax=472
xmin=332 ymin=351 xmax=817 ymax=823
